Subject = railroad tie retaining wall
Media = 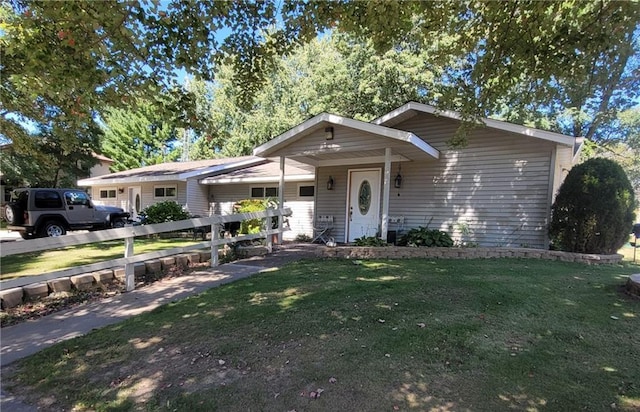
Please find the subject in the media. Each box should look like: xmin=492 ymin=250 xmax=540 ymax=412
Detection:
xmin=1 ymin=251 xmax=215 ymax=310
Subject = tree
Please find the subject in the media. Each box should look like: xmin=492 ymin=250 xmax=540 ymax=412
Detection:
xmin=3 ymin=0 xmax=638 ymax=154
xmin=101 ymin=99 xmax=180 ymax=172
xmin=190 ymin=34 xmax=443 ymax=158
xmin=549 ymin=158 xmax=636 ymax=254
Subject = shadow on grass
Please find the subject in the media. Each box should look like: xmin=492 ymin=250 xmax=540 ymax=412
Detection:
xmin=6 ymin=258 xmax=640 ymax=411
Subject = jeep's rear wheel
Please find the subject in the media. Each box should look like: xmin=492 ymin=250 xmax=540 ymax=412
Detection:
xmin=41 ymin=221 xmax=66 ymax=237
xmin=4 ymin=204 xmax=23 ymax=224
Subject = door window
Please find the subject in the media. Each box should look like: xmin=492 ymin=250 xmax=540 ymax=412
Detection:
xmin=135 ymin=194 xmax=141 ymax=213
xmin=358 ymin=180 xmax=371 ymax=215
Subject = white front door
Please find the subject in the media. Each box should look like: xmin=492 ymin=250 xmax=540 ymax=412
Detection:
xmin=127 ymin=186 xmax=142 ymax=220
xmin=347 ymin=169 xmax=381 ymax=242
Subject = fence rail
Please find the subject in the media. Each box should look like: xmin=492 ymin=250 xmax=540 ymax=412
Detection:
xmin=1 ymin=208 xmax=291 ymax=291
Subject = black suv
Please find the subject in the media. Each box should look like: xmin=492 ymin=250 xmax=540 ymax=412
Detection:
xmin=4 ymin=188 xmax=130 ymax=239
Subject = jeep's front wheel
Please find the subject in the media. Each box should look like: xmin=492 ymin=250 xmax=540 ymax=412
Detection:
xmin=41 ymin=221 xmax=67 ymax=237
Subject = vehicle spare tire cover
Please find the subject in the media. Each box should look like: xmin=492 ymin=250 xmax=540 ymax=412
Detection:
xmin=4 ymin=204 xmax=23 ymax=224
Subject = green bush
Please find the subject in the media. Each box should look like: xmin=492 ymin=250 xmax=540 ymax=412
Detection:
xmin=398 ymin=226 xmax=454 ymax=247
xmin=549 ymin=158 xmax=636 ymax=254
xmin=140 ymin=201 xmax=191 ymax=224
xmin=294 ymin=234 xmax=312 ymax=243
xmin=354 ymin=236 xmax=387 ymax=246
xmin=233 ymin=198 xmax=278 ymax=234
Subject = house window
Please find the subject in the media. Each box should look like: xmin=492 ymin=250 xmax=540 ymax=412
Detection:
xmin=298 ymin=185 xmax=315 ymax=197
xmin=99 ymin=188 xmax=117 ymax=199
xmin=250 ymin=186 xmax=279 ymax=198
xmin=154 ymin=185 xmax=177 ymax=199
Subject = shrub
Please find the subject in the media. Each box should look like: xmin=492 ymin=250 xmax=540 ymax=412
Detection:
xmin=140 ymin=201 xmax=191 ymax=224
xmin=233 ymin=198 xmax=278 ymax=234
xmin=549 ymin=158 xmax=636 ymax=254
xmin=354 ymin=236 xmax=387 ymax=246
xmin=398 ymin=226 xmax=454 ymax=247
xmin=294 ymin=233 xmax=312 ymax=243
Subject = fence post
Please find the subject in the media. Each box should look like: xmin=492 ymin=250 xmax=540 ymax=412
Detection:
xmin=266 ymin=212 xmax=273 ymax=253
xmin=124 ymin=227 xmax=135 ymax=292
xmin=211 ymin=223 xmax=219 ymax=267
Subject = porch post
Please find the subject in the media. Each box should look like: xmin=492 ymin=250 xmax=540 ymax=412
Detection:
xmin=278 ymin=156 xmax=285 ymax=244
xmin=381 ymin=147 xmax=391 ymax=241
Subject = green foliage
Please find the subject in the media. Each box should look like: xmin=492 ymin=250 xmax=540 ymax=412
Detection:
xmin=294 ymin=234 xmax=312 ymax=243
xmin=140 ymin=201 xmax=190 ymax=224
xmin=101 ymin=98 xmax=180 ymax=172
xmin=190 ymin=34 xmax=442 ymax=157
xmin=0 ymin=131 xmax=98 ymax=188
xmin=233 ymin=198 xmax=277 ymax=234
xmin=549 ymin=158 xmax=637 ymax=254
xmin=398 ymin=226 xmax=454 ymax=248
xmin=353 ymin=236 xmax=388 ymax=247
xmin=4 ymin=0 xmax=638 ymax=165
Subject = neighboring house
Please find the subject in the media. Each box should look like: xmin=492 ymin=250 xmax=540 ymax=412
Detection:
xmin=0 ymin=145 xmax=113 ymax=209
xmin=253 ymin=102 xmax=583 ymax=249
xmin=76 ymin=156 xmax=316 ymax=240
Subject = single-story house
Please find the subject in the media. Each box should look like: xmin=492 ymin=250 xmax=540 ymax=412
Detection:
xmin=253 ymin=101 xmax=583 ymax=248
xmin=76 ymin=156 xmax=316 ymax=240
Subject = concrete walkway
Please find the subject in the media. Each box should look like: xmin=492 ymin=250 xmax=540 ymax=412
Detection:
xmin=0 ymin=243 xmax=319 ymax=411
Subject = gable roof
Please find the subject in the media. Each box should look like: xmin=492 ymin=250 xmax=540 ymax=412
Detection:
xmin=253 ymin=113 xmax=440 ymax=160
xmin=77 ymin=156 xmax=265 ymax=186
xmin=373 ymin=101 xmax=579 ymax=148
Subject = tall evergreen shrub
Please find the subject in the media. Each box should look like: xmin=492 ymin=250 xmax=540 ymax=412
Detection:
xmin=549 ymin=158 xmax=636 ymax=254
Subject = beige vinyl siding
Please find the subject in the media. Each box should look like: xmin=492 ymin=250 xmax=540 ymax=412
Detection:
xmin=395 ymin=114 xmax=555 ymax=248
xmin=315 ymin=114 xmax=558 ymax=248
xmin=185 ymin=178 xmax=210 ymax=216
xmin=275 ymin=128 xmax=396 ymax=157
xmin=91 ymin=181 xmax=188 ymax=214
xmin=209 ymin=182 xmax=314 ymax=240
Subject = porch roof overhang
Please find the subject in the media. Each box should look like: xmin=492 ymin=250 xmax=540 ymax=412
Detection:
xmin=253 ymin=113 xmax=439 ymax=167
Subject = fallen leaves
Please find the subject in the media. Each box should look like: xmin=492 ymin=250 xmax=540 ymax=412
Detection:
xmin=309 ymin=388 xmax=324 ymax=399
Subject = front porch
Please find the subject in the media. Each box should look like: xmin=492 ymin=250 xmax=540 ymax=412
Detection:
xmin=253 ymin=113 xmax=440 ymax=244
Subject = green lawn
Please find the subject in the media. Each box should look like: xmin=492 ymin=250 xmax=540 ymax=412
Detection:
xmin=0 ymin=238 xmax=201 ymax=280
xmin=5 ymin=258 xmax=639 ymax=411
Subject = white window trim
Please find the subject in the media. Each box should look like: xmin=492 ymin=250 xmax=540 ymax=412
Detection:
xmin=154 ymin=185 xmax=178 ymax=199
xmin=296 ymin=183 xmax=315 ymax=199
xmin=98 ymin=187 xmax=117 ymax=199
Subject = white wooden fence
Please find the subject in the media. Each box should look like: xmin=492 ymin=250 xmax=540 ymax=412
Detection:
xmin=0 ymin=208 xmax=291 ymax=291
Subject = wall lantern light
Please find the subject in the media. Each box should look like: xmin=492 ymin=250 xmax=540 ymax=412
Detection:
xmin=327 ymin=176 xmax=335 ymax=190
xmin=394 ymin=163 xmax=403 ymax=189
xmin=394 ymin=173 xmax=403 ymax=189
xmin=118 ymin=187 xmax=125 ymax=194
xmin=324 ymin=126 xmax=334 ymax=140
